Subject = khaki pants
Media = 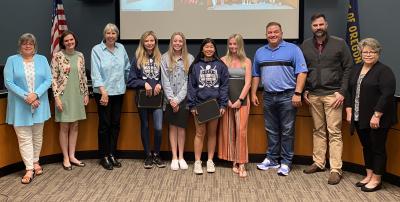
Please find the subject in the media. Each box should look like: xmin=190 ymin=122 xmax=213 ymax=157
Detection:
xmin=14 ymin=123 xmax=44 ymax=170
xmin=308 ymin=94 xmax=343 ymax=174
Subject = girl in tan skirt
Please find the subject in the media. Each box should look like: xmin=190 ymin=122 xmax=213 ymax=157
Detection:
xmin=218 ymin=34 xmax=252 ymax=177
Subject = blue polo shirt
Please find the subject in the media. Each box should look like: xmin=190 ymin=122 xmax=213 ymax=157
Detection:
xmin=252 ymin=41 xmax=308 ymax=92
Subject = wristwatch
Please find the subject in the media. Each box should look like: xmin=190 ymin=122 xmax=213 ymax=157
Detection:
xmin=294 ymin=92 xmax=302 ymax=96
xmin=239 ymin=98 xmax=244 ymax=103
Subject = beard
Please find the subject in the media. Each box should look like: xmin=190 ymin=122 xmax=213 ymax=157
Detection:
xmin=314 ymin=29 xmax=327 ymax=38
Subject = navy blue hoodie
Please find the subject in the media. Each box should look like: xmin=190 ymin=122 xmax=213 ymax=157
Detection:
xmin=187 ymin=58 xmax=229 ymax=109
xmin=127 ymin=56 xmax=161 ymax=89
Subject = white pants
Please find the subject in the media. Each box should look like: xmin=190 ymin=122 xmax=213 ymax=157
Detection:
xmin=14 ymin=123 xmax=44 ymax=170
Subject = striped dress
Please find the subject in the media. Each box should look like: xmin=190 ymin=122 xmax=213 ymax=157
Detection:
xmin=218 ymin=67 xmax=249 ymax=163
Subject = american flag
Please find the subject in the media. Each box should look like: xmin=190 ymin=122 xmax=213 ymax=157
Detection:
xmin=50 ymin=0 xmax=68 ymax=57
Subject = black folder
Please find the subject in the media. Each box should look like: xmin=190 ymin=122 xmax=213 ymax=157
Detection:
xmin=196 ymin=99 xmax=220 ymax=124
xmin=229 ymin=78 xmax=247 ymax=105
xmin=137 ymin=90 xmax=163 ymax=108
xmin=165 ymin=100 xmax=189 ymax=128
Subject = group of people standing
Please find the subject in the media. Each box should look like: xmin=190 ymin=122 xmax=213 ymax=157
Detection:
xmin=3 ymin=13 xmax=396 ymax=193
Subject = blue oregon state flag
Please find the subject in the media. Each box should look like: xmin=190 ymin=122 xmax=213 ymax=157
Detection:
xmin=346 ymin=0 xmax=362 ymax=64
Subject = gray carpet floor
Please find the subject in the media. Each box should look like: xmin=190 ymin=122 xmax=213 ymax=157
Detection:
xmin=0 ymin=159 xmax=399 ymax=201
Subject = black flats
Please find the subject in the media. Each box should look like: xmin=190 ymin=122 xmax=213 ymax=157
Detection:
xmin=361 ymin=183 xmax=382 ymax=192
xmin=355 ymin=181 xmax=368 ymax=187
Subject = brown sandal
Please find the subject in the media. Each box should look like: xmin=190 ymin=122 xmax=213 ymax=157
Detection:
xmin=232 ymin=163 xmax=239 ymax=174
xmin=33 ymin=162 xmax=43 ymax=175
xmin=238 ymin=164 xmax=247 ymax=178
xmin=21 ymin=170 xmax=35 ymax=184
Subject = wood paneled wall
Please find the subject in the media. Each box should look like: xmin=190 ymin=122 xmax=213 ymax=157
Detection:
xmin=1 ymin=90 xmax=399 ymax=176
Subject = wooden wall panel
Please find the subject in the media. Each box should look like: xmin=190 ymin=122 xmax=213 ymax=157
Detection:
xmin=0 ymin=125 xmax=20 ymax=167
xmin=386 ymin=129 xmax=400 ymax=175
xmin=247 ymin=115 xmax=267 ymax=154
xmin=0 ymin=99 xmax=6 ymax=124
xmin=1 ymin=92 xmax=400 ymax=177
xmin=293 ymin=116 xmax=314 ymax=156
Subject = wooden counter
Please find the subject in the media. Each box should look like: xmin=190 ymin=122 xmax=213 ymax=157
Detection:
xmin=1 ymin=90 xmax=400 ymax=178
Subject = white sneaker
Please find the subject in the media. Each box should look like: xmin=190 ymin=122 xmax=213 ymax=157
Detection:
xmin=257 ymin=158 xmax=280 ymax=170
xmin=194 ymin=160 xmax=203 ymax=175
xmin=277 ymin=164 xmax=290 ymax=176
xmin=178 ymin=159 xmax=188 ymax=170
xmin=206 ymin=160 xmax=215 ymax=173
xmin=170 ymin=159 xmax=179 ymax=171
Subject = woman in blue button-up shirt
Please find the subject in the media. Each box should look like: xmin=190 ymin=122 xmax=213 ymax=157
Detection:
xmin=4 ymin=33 xmax=51 ymax=184
xmin=91 ymin=23 xmax=130 ymax=170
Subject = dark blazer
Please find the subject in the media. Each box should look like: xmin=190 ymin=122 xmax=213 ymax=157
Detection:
xmin=345 ymin=61 xmax=397 ymax=130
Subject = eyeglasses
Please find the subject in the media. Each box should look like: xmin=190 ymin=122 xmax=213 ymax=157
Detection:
xmin=361 ymin=51 xmax=377 ymax=55
xmin=21 ymin=42 xmax=34 ymax=46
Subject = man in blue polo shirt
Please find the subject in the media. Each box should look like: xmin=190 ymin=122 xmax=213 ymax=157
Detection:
xmin=251 ymin=22 xmax=308 ymax=176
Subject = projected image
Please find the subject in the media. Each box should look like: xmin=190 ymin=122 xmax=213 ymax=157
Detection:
xmin=181 ymin=0 xmax=200 ymax=5
xmin=207 ymin=0 xmax=297 ymax=10
xmin=119 ymin=0 xmax=300 ymax=39
xmin=120 ymin=0 xmax=174 ymax=11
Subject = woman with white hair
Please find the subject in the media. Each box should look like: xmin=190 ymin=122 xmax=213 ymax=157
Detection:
xmin=91 ymin=23 xmax=130 ymax=170
xmin=4 ymin=33 xmax=52 ymax=184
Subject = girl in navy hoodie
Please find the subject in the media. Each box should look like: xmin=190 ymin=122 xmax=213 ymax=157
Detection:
xmin=187 ymin=38 xmax=229 ymax=175
xmin=127 ymin=31 xmax=166 ymax=169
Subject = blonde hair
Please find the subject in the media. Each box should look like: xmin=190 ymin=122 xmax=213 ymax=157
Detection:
xmin=167 ymin=32 xmax=190 ymax=73
xmin=224 ymin=34 xmax=247 ymax=67
xmin=135 ymin=31 xmax=161 ymax=69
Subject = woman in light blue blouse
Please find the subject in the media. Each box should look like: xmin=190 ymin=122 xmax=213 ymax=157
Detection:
xmin=4 ymin=33 xmax=51 ymax=184
xmin=161 ymin=32 xmax=194 ymax=171
xmin=91 ymin=23 xmax=130 ymax=170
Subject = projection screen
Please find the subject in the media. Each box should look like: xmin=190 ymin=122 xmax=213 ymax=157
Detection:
xmin=119 ymin=0 xmax=300 ymax=40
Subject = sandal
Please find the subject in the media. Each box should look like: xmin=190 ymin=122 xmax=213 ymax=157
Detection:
xmin=21 ymin=170 xmax=35 ymax=184
xmin=238 ymin=164 xmax=247 ymax=178
xmin=33 ymin=162 xmax=43 ymax=175
xmin=232 ymin=163 xmax=239 ymax=174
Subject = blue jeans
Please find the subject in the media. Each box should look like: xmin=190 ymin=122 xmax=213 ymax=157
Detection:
xmin=138 ymin=108 xmax=163 ymax=155
xmin=263 ymin=90 xmax=296 ymax=166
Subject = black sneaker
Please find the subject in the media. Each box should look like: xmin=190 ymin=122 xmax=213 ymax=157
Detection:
xmin=153 ymin=153 xmax=166 ymax=168
xmin=144 ymin=154 xmax=154 ymax=169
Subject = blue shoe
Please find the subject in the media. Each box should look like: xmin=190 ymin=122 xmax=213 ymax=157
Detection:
xmin=277 ymin=164 xmax=290 ymax=176
xmin=257 ymin=158 xmax=280 ymax=170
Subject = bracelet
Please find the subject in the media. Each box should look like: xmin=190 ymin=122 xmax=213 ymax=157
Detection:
xmin=294 ymin=92 xmax=302 ymax=96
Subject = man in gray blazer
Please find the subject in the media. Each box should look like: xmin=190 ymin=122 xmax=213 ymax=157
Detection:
xmin=300 ymin=13 xmax=353 ymax=185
